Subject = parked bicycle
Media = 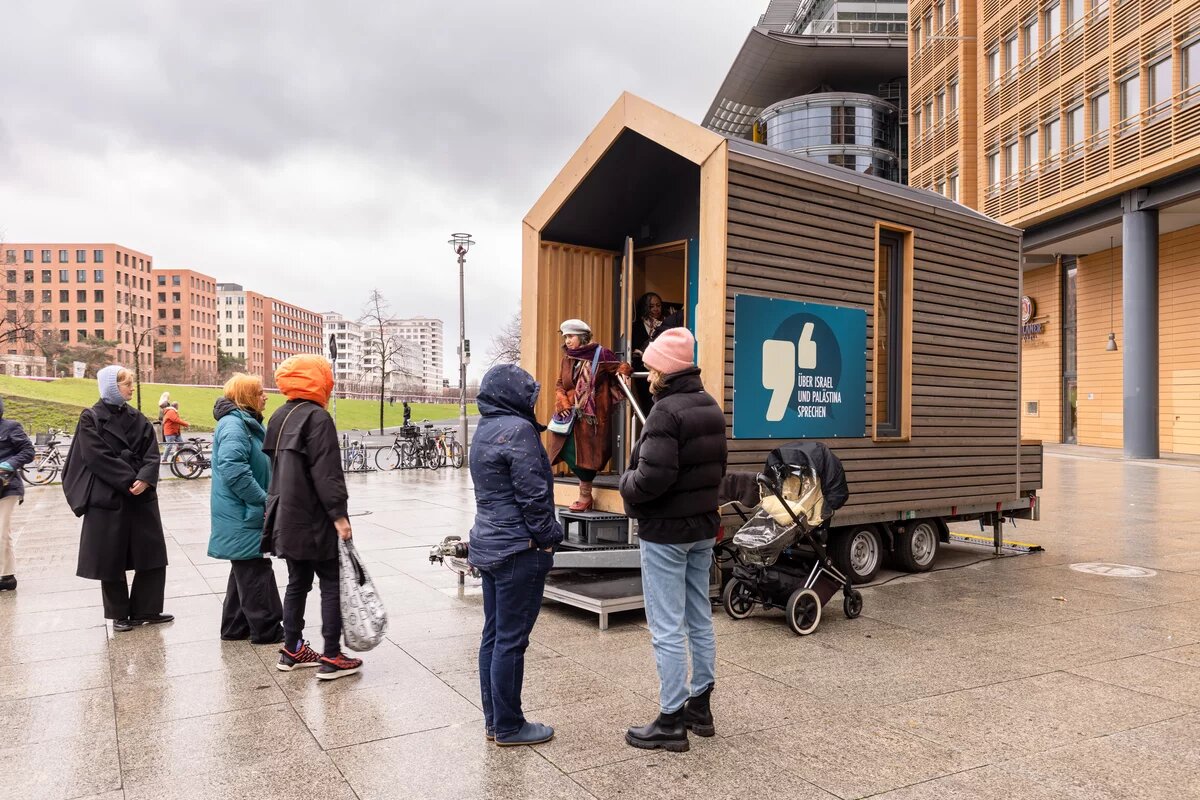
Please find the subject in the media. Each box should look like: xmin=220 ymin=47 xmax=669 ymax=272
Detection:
xmin=375 ymin=424 xmax=419 ymax=470
xmin=170 ymin=437 xmax=212 ymax=479
xmin=437 ymin=427 xmax=465 ymax=470
xmin=22 ymin=431 xmax=66 ymax=485
xmin=342 ymin=432 xmax=372 ymax=472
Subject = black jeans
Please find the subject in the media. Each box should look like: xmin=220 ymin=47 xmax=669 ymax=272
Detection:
xmin=101 ymin=567 xmax=166 ymax=620
xmin=478 ymin=547 xmax=554 ymax=737
xmin=221 ymin=558 xmax=284 ymax=643
xmin=283 ymin=557 xmax=341 ymax=658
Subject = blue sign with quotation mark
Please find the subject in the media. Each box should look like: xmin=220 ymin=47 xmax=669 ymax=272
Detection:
xmin=733 ymin=294 xmax=867 ymax=439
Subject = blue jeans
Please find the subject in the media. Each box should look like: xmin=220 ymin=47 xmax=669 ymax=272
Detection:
xmin=162 ymin=434 xmax=181 ymax=461
xmin=478 ymin=546 xmax=553 ymax=737
xmin=639 ymin=538 xmax=718 ymax=713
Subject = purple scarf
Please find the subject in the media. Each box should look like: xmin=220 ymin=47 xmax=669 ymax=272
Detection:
xmin=564 ymin=343 xmax=618 ymax=424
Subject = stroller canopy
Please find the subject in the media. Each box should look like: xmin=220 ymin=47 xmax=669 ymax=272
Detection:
xmin=765 ymin=441 xmax=849 ymax=513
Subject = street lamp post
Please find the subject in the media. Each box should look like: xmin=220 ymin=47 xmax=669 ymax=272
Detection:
xmin=448 ymin=233 xmax=474 ymax=462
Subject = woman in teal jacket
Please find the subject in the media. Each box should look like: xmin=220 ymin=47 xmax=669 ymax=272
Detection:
xmin=208 ymin=374 xmax=283 ymax=643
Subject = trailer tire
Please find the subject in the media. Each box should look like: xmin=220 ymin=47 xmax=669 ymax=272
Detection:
xmin=894 ymin=520 xmax=940 ymax=572
xmin=831 ymin=526 xmax=883 ymax=584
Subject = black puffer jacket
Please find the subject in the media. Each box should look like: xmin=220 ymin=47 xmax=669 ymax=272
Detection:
xmin=619 ymin=368 xmax=727 ymax=544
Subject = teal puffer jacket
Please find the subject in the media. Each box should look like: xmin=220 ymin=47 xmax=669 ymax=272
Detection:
xmin=208 ymin=399 xmax=271 ymax=560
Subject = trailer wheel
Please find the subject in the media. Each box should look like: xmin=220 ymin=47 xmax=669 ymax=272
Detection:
xmin=785 ymin=588 xmax=822 ymax=636
xmin=721 ymin=578 xmax=756 ymax=620
xmin=831 ymin=526 xmax=882 ymax=584
xmin=895 ymin=520 xmax=940 ymax=572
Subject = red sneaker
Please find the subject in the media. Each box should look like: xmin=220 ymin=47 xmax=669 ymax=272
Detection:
xmin=277 ymin=641 xmax=322 ymax=671
xmin=316 ymin=652 xmax=363 ymax=680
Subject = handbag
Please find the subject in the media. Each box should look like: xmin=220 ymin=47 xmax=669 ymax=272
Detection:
xmin=338 ymin=537 xmax=388 ymax=651
xmin=548 ymin=347 xmax=602 ymax=435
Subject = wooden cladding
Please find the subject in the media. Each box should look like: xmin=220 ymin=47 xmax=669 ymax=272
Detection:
xmin=724 ymin=152 xmax=1028 ymax=519
xmin=1019 ymin=264 xmax=1064 ymax=443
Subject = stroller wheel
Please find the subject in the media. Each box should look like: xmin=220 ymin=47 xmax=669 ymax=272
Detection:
xmin=843 ymin=588 xmax=863 ymax=619
xmin=722 ymin=578 xmax=756 ymax=620
xmin=785 ymin=588 xmax=822 ymax=636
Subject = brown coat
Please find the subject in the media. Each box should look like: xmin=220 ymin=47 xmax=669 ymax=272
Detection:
xmin=548 ymin=349 xmax=631 ymax=472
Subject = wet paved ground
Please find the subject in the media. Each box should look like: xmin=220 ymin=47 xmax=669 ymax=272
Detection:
xmin=2 ymin=449 xmax=1199 ymax=799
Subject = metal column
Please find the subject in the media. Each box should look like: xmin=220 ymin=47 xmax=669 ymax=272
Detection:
xmin=1121 ymin=190 xmax=1159 ymax=459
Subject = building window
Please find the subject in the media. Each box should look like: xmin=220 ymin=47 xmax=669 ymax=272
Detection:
xmin=1091 ymin=89 xmax=1110 ymax=137
xmin=1066 ymin=105 xmax=1084 ymax=153
xmin=948 ymin=80 xmax=958 ymax=111
xmin=924 ymin=9 xmax=934 ymax=37
xmin=935 ymin=0 xmax=945 ymax=29
xmin=1004 ymin=140 xmax=1019 ymax=177
xmin=935 ymin=90 xmax=945 ymax=122
xmin=1044 ymin=117 xmax=1061 ymax=161
xmin=1118 ymin=73 xmax=1140 ymax=129
xmin=23 ymin=250 xmax=32 ymax=263
xmin=172 ymin=309 xmax=181 ymax=319
xmin=171 ymin=275 xmax=181 ymax=286
xmin=935 ymin=178 xmax=946 ymax=196
xmin=1185 ymin=40 xmax=1200 ymax=98
xmin=41 ymin=290 xmax=51 ymax=303
xmin=1022 ymin=18 xmax=1039 ymax=64
xmin=76 ymin=290 xmax=86 ymax=303
xmin=40 ymin=250 xmax=51 ymax=263
xmin=923 ymin=99 xmax=933 ymax=132
xmin=1093 ymin=0 xmax=1109 ymax=18
xmin=1148 ymin=57 xmax=1172 ymax=112
xmin=1021 ymin=129 xmax=1038 ymax=173
xmin=95 ymin=310 xmax=104 ymax=323
xmin=93 ymin=250 xmax=103 ymax=263
xmin=1045 ymin=2 xmax=1061 ymax=45
xmin=75 ymin=249 xmax=86 ymax=263
xmin=1002 ymin=35 xmax=1017 ymax=77
xmin=76 ymin=269 xmax=87 ymax=283
xmin=77 ymin=310 xmax=88 ymax=323
xmin=40 ymin=270 xmax=50 ymax=283
xmin=94 ymin=290 xmax=104 ymax=302
xmin=58 ymin=249 xmax=68 ymax=263
xmin=947 ymin=172 xmax=959 ymax=201
xmin=1066 ymin=0 xmax=1084 ymax=30
xmin=77 ymin=330 xmax=87 ymax=343
xmin=57 ymin=269 xmax=68 ymax=282
xmin=58 ymin=290 xmax=68 ymax=302
xmin=874 ymin=226 xmax=911 ymax=440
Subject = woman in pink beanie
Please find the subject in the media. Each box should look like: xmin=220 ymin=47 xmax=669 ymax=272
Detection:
xmin=619 ymin=327 xmax=727 ymax=752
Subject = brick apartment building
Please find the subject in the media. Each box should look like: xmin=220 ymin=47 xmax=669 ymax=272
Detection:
xmin=217 ymin=283 xmax=320 ymax=387
xmin=2 ymin=243 xmax=157 ymax=379
xmin=154 ymin=268 xmax=218 ymax=382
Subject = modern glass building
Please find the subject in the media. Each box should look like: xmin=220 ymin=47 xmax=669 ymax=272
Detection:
xmin=704 ymin=0 xmax=909 ymax=182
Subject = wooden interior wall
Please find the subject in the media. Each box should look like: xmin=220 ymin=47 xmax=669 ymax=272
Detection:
xmin=1019 ymin=264 xmax=1062 ymax=444
xmin=636 ymin=250 xmax=687 ymax=310
xmin=723 ymin=153 xmax=1027 ymax=516
xmin=532 ymin=241 xmax=617 ymax=448
xmin=1076 ymin=224 xmax=1200 ymax=454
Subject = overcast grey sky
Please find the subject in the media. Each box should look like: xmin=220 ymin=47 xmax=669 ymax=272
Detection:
xmin=0 ymin=0 xmax=753 ymax=381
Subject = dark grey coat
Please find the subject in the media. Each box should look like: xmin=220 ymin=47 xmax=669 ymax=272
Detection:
xmin=260 ymin=399 xmax=348 ymax=562
xmin=0 ymin=418 xmax=35 ymax=501
xmin=64 ymin=402 xmax=167 ymax=582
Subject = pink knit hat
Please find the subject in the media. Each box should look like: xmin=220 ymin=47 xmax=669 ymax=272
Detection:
xmin=643 ymin=327 xmax=695 ymax=375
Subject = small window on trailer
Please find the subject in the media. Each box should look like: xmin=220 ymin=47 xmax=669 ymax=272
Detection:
xmin=874 ymin=224 xmax=913 ymax=440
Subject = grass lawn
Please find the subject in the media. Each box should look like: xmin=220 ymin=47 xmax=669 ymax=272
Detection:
xmin=0 ymin=375 xmax=474 ymax=433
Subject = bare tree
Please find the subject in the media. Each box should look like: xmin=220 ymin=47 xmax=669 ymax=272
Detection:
xmin=0 ymin=262 xmax=48 ymax=356
xmin=360 ymin=289 xmax=418 ymax=434
xmin=488 ymin=311 xmax=522 ymax=366
xmin=118 ymin=292 xmax=157 ymax=412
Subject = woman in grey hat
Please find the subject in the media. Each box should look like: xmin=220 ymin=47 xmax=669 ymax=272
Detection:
xmin=546 ymin=319 xmax=631 ymax=511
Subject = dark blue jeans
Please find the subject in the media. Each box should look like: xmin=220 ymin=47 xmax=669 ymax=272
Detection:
xmin=478 ymin=546 xmax=553 ymax=737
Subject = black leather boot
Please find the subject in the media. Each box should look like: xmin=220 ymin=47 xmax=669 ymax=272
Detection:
xmin=683 ymin=684 xmax=715 ymax=737
xmin=625 ymin=708 xmax=689 ymax=752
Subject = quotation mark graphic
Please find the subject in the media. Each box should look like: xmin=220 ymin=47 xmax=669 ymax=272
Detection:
xmin=762 ymin=323 xmax=816 ymax=422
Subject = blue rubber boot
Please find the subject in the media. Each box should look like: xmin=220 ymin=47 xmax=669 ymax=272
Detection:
xmin=495 ymin=721 xmax=555 ymax=746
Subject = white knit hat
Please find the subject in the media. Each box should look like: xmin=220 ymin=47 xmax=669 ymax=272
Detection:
xmin=559 ymin=319 xmax=591 ymax=336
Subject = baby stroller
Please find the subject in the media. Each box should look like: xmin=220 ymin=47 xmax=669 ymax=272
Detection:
xmin=718 ymin=441 xmax=862 ymax=636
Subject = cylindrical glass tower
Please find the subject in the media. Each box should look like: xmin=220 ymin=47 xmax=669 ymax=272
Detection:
xmin=753 ymin=93 xmax=901 ymax=182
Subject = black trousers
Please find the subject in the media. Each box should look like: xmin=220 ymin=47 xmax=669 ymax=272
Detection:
xmin=101 ymin=567 xmax=166 ymax=620
xmin=221 ymin=558 xmax=284 ymax=643
xmin=283 ymin=557 xmax=341 ymax=658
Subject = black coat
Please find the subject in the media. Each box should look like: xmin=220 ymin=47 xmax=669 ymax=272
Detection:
xmin=260 ymin=399 xmax=348 ymax=562
xmin=619 ymin=368 xmax=728 ymax=544
xmin=0 ymin=418 xmax=35 ymax=501
xmin=64 ymin=402 xmax=166 ymax=582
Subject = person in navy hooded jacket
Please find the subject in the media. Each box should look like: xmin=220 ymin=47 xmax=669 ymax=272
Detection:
xmin=468 ymin=364 xmax=563 ymax=747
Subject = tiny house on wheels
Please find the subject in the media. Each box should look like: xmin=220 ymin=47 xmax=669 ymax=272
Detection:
xmin=521 ymin=93 xmax=1041 ymax=584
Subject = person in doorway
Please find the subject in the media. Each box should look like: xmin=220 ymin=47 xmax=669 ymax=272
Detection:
xmin=208 ymin=373 xmax=283 ymax=644
xmin=161 ymin=401 xmax=190 ymax=463
xmin=631 ymin=293 xmax=684 ymax=411
xmin=0 ymin=397 xmax=36 ymax=591
xmin=468 ymin=363 xmax=563 ymax=746
xmin=261 ymin=354 xmax=362 ymax=680
xmin=63 ymin=366 xmax=173 ymax=631
xmin=619 ymin=328 xmax=727 ymax=752
xmin=547 ymin=319 xmax=632 ymax=512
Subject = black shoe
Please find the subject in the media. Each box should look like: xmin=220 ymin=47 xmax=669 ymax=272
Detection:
xmin=112 ymin=617 xmax=148 ymax=632
xmin=221 ymin=633 xmax=251 ymax=641
xmin=683 ymin=684 xmax=715 ymax=737
xmin=251 ymin=628 xmax=286 ymax=645
xmin=133 ymin=613 xmax=174 ymax=625
xmin=0 ymin=575 xmax=15 ymax=592
xmin=625 ymin=708 xmax=689 ymax=752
